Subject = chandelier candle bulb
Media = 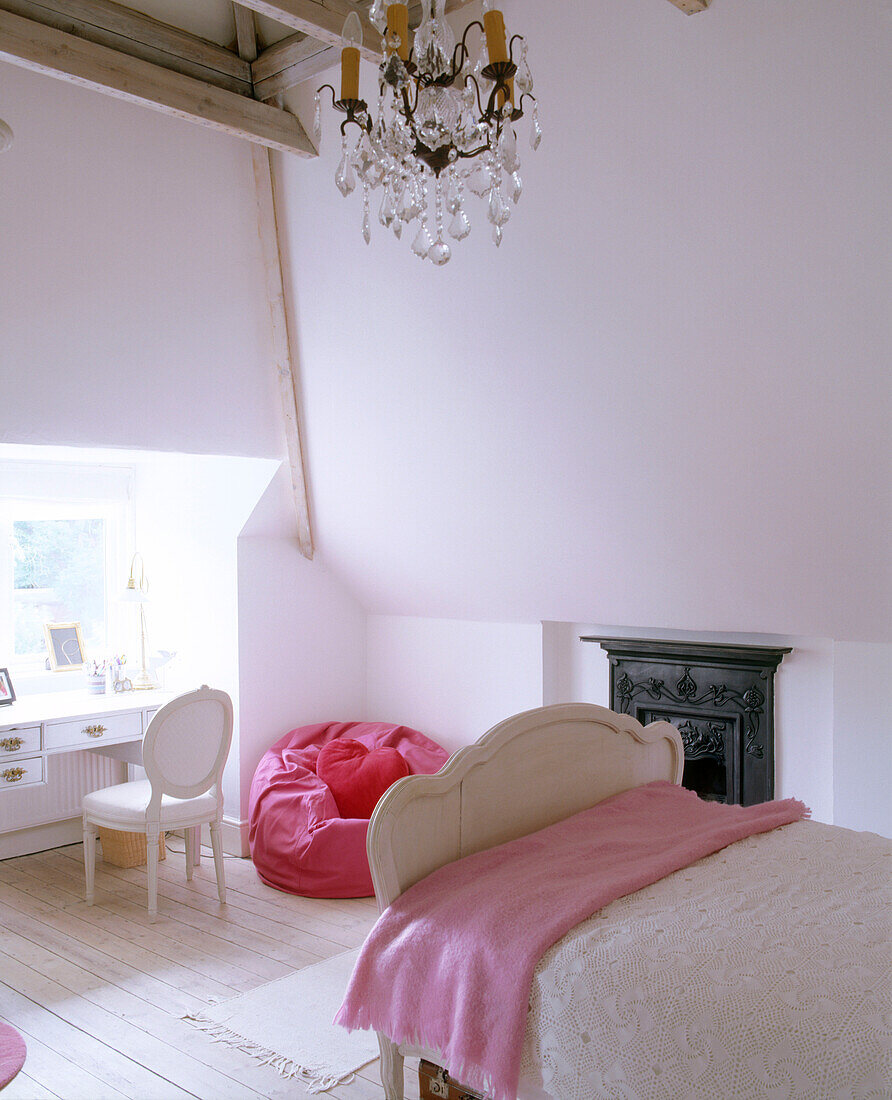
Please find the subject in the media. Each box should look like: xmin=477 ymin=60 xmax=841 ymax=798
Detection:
xmin=340 ymin=12 xmax=363 ymax=101
xmin=482 ymin=4 xmax=509 ymax=64
xmin=386 ymin=2 xmax=410 ymax=61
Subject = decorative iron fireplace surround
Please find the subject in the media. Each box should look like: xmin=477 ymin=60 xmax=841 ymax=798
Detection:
xmin=582 ymin=637 xmax=791 ymax=805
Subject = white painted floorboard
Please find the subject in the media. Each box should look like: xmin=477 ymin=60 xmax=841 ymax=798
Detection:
xmin=0 ymin=842 xmax=421 ymax=1100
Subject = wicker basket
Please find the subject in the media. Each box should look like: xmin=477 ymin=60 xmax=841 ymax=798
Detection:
xmin=98 ymin=828 xmax=166 ymax=868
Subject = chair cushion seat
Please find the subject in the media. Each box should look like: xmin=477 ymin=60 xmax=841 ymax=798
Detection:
xmin=83 ymin=779 xmax=218 ymax=828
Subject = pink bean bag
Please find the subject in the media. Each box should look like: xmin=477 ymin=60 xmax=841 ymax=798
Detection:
xmin=249 ymin=721 xmax=449 ymax=898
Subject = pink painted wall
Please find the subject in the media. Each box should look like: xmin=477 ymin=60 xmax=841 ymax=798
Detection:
xmin=282 ymin=0 xmax=890 ymax=644
xmin=0 ymin=67 xmax=279 ymax=458
xmin=366 ymin=616 xmax=542 ymax=753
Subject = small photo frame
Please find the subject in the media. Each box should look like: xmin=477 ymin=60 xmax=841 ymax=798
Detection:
xmin=0 ymin=668 xmax=14 ymax=706
xmin=44 ymin=622 xmax=86 ymax=671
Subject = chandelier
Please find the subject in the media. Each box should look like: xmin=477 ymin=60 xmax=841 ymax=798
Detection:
xmin=315 ymin=0 xmax=540 ymax=265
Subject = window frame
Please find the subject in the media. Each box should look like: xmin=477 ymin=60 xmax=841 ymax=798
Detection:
xmin=0 ymin=461 xmax=134 ymax=682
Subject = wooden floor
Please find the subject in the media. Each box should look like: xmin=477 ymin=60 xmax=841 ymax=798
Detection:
xmin=0 ymin=841 xmax=420 ymax=1100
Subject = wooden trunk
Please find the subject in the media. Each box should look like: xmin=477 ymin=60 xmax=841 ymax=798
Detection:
xmin=419 ymin=1059 xmax=488 ymax=1100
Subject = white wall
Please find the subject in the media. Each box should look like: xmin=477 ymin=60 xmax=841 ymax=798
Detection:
xmin=132 ymin=450 xmax=280 ymax=816
xmin=0 ymin=67 xmax=281 ymax=461
xmin=832 ymin=643 xmax=892 ymax=836
xmin=280 ymin=0 xmax=889 ymax=645
xmin=237 ymin=475 xmax=368 ymax=832
xmin=366 ymin=615 xmax=543 ymax=753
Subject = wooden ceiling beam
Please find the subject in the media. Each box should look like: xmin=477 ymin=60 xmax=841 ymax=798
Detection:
xmin=0 ymin=0 xmax=252 ymax=93
xmin=256 ymin=44 xmax=335 ymax=98
xmin=232 ymin=0 xmax=379 ymax=62
xmin=252 ymin=31 xmax=333 ymax=100
xmin=232 ymin=2 xmax=315 ymax=559
xmin=248 ymin=0 xmax=481 ymax=92
xmin=0 ymin=7 xmax=316 ymax=155
xmin=232 ymin=3 xmax=258 ymax=63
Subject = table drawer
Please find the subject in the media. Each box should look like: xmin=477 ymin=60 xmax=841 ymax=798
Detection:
xmin=45 ymin=711 xmax=142 ymax=751
xmin=0 ymin=755 xmax=44 ymax=789
xmin=143 ymin=707 xmax=161 ymax=734
xmin=0 ymin=725 xmax=41 ymax=760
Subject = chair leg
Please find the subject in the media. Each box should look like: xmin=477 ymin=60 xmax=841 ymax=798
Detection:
xmin=146 ymin=826 xmax=160 ymax=919
xmin=209 ymin=821 xmax=226 ymax=905
xmin=83 ymin=818 xmax=97 ymax=905
xmin=185 ymin=826 xmax=195 ymax=881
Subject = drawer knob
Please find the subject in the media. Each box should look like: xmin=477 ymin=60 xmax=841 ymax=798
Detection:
xmin=0 ymin=737 xmax=24 ymax=752
xmin=84 ymin=724 xmax=107 ymax=738
xmin=1 ymin=767 xmax=25 ymax=782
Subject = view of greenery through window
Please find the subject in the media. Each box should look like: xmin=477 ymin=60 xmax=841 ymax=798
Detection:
xmin=13 ymin=518 xmax=107 ymax=658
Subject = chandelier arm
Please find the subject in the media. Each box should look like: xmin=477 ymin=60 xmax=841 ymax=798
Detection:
xmin=451 ymin=19 xmax=484 ymax=76
xmin=508 ymin=34 xmax=525 ymax=65
xmin=464 ymin=74 xmax=487 ymax=119
xmin=483 ymin=81 xmax=506 ymax=121
xmin=402 ymin=85 xmax=419 ymax=136
xmin=340 ymin=114 xmax=369 ymax=137
xmin=317 ymin=84 xmax=338 ymax=108
xmin=454 ymin=142 xmax=492 ymax=161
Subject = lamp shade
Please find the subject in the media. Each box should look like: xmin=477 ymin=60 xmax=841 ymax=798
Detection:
xmin=122 ymin=552 xmax=149 ymax=602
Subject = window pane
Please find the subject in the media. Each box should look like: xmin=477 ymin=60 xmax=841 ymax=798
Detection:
xmin=13 ymin=518 xmax=107 ymax=658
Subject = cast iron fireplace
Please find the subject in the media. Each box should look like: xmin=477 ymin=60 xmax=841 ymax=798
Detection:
xmin=581 ymin=637 xmax=791 ymax=805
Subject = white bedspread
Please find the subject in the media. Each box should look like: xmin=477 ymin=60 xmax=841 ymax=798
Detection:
xmin=519 ymin=820 xmax=891 ymax=1100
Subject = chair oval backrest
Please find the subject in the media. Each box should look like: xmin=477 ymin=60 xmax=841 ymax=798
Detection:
xmin=142 ymin=686 xmax=233 ymax=801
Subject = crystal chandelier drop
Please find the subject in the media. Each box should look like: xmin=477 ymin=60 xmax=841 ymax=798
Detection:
xmin=315 ymin=0 xmax=541 ymax=265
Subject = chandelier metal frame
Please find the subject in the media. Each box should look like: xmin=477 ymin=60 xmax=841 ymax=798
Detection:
xmin=318 ymin=24 xmax=534 ymax=178
xmin=314 ymin=2 xmax=541 ymax=265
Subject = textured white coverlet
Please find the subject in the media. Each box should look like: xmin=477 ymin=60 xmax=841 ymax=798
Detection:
xmin=519 ymin=820 xmax=891 ymax=1100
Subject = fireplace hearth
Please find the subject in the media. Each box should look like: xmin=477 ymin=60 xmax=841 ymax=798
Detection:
xmin=582 ymin=637 xmax=791 ymax=805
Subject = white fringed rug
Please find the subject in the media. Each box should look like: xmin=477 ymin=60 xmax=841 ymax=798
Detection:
xmin=183 ymin=948 xmax=378 ymax=1093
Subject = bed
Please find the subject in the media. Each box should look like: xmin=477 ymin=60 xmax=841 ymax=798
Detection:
xmin=356 ymin=703 xmax=891 ymax=1100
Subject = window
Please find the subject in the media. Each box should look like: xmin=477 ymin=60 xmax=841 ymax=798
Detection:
xmin=0 ymin=462 xmax=132 ymax=676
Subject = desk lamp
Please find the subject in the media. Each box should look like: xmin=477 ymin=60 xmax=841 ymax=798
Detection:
xmin=121 ymin=553 xmax=157 ymax=690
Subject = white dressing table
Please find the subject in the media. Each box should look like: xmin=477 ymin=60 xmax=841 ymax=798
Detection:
xmin=0 ymin=690 xmax=178 ymax=858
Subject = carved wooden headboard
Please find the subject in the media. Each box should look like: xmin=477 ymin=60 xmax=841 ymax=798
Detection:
xmin=367 ymin=703 xmax=684 ymax=911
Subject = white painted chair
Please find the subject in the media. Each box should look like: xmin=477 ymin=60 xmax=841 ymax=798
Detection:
xmin=82 ymin=685 xmax=233 ymax=918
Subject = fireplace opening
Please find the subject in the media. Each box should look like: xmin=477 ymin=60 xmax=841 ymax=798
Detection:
xmin=683 ymin=757 xmax=726 ymax=802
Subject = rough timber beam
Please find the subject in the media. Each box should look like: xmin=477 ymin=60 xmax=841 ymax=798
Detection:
xmin=252 ymin=31 xmax=333 ymax=100
xmin=232 ymin=2 xmax=258 ymax=63
xmin=0 ymin=6 xmax=316 ymax=156
xmin=251 ymin=144 xmax=315 ymax=559
xmin=234 ymin=3 xmax=315 ymax=558
xmin=0 ymin=0 xmax=252 ymax=93
xmin=249 ymin=0 xmax=478 ymax=90
xmin=233 ymin=0 xmax=379 ymax=62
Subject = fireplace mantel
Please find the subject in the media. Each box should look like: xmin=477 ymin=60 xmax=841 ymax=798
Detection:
xmin=582 ymin=637 xmax=791 ymax=805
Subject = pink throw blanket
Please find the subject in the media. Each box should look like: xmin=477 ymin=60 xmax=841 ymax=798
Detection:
xmin=336 ymin=781 xmax=809 ymax=1100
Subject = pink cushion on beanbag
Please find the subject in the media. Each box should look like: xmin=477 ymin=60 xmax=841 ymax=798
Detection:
xmin=249 ymin=721 xmax=449 ymax=898
xmin=317 ymin=738 xmax=410 ymax=820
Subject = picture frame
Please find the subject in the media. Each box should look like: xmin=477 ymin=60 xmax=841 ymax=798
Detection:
xmin=0 ymin=668 xmax=14 ymax=706
xmin=44 ymin=622 xmax=87 ymax=671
